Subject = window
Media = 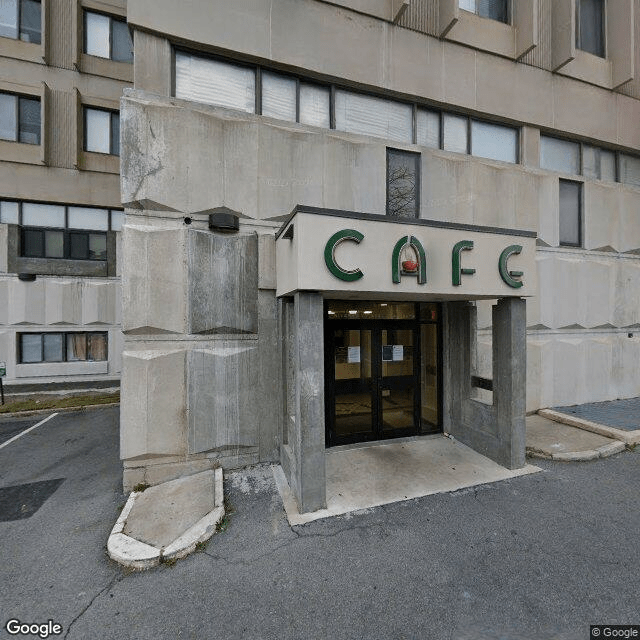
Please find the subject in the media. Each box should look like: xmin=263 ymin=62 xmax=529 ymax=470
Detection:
xmin=459 ymin=0 xmax=509 ymax=24
xmin=175 ymin=52 xmax=256 ymax=113
xmin=559 ymin=180 xmax=581 ymax=247
xmin=172 ymin=51 xmax=519 ymax=163
xmin=1 ymin=199 xmax=123 ymax=259
xmin=0 ymin=92 xmax=40 ymax=144
xmin=539 ymin=135 xmax=640 ymax=185
xmin=84 ymin=11 xmax=132 ymax=63
xmin=471 ymin=120 xmax=518 ymax=163
xmin=575 ymin=0 xmax=605 ymax=58
xmin=387 ymin=149 xmax=420 ymax=219
xmin=620 ymin=155 xmax=640 ymax=188
xmin=335 ymin=90 xmax=413 ymax=144
xmin=583 ymin=146 xmax=616 ymax=182
xmin=19 ymin=332 xmax=108 ymax=364
xmin=540 ymin=136 xmax=580 ymax=175
xmin=84 ymin=107 xmax=119 ymax=155
xmin=0 ymin=0 xmax=41 ymax=43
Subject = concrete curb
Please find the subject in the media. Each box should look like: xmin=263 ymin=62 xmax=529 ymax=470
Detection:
xmin=527 ymin=440 xmax=627 ymax=461
xmin=0 ymin=402 xmax=120 ymax=419
xmin=107 ymin=467 xmax=225 ymax=570
xmin=538 ymin=409 xmax=640 ymax=446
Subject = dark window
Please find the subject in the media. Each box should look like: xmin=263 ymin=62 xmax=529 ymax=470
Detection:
xmin=19 ymin=332 xmax=108 ymax=364
xmin=576 ymin=0 xmax=605 ymax=58
xmin=84 ymin=11 xmax=132 ymax=63
xmin=386 ymin=149 xmax=420 ymax=219
xmin=0 ymin=92 xmax=40 ymax=145
xmin=559 ymin=180 xmax=582 ymax=247
xmin=84 ymin=107 xmax=119 ymax=155
xmin=21 ymin=228 xmax=107 ymax=260
xmin=459 ymin=0 xmax=509 ymax=24
xmin=0 ymin=0 xmax=41 ymax=44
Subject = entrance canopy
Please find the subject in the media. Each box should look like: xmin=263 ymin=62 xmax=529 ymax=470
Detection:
xmin=276 ymin=206 xmax=537 ymax=300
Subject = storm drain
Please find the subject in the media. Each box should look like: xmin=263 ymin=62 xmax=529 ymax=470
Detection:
xmin=0 ymin=479 xmax=65 ymax=521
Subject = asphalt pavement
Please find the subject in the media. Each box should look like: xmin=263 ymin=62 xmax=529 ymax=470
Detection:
xmin=0 ymin=407 xmax=638 ymax=640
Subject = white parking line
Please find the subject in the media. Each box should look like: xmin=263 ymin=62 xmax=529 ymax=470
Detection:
xmin=0 ymin=413 xmax=58 ymax=450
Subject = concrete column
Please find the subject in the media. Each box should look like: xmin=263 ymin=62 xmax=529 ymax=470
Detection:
xmin=282 ymin=292 xmax=326 ymax=513
xmin=492 ymin=297 xmax=526 ymax=469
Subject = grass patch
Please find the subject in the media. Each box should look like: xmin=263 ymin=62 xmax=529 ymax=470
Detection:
xmin=132 ymin=483 xmax=150 ymax=493
xmin=0 ymin=392 xmax=120 ymax=414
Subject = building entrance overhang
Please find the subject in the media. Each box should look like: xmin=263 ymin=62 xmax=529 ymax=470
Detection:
xmin=276 ymin=205 xmax=537 ymax=301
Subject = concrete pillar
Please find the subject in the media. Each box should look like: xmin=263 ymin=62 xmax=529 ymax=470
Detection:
xmin=492 ymin=297 xmax=526 ymax=469
xmin=281 ymin=292 xmax=326 ymax=513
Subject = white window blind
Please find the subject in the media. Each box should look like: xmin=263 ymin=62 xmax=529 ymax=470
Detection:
xmin=299 ymin=83 xmax=330 ymax=129
xmin=416 ymin=110 xmax=439 ymax=149
xmin=22 ymin=203 xmax=65 ymax=227
xmin=334 ymin=90 xmax=412 ymax=144
xmin=443 ymin=114 xmax=468 ymax=154
xmin=68 ymin=207 xmax=109 ymax=230
xmin=85 ymin=108 xmax=111 ymax=153
xmin=175 ymin=52 xmax=255 ymax=113
xmin=85 ymin=12 xmax=110 ymax=58
xmin=540 ymin=136 xmax=580 ymax=175
xmin=261 ymin=71 xmax=296 ymax=122
xmin=471 ymin=120 xmax=517 ymax=163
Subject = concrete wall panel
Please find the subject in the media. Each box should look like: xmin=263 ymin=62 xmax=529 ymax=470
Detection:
xmin=187 ymin=343 xmax=259 ymax=454
xmin=188 ymin=231 xmax=258 ymax=334
xmin=619 ymin=189 xmax=640 ymax=254
xmin=82 ymin=281 xmax=117 ymax=326
xmin=120 ymin=348 xmax=187 ymax=459
xmin=45 ymin=280 xmax=83 ymax=325
xmin=121 ymin=224 xmax=187 ymax=334
xmin=7 ymin=280 xmax=45 ymax=326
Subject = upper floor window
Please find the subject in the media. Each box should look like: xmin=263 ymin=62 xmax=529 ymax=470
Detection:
xmin=84 ymin=107 xmax=119 ymax=155
xmin=459 ymin=0 xmax=509 ymax=24
xmin=387 ymin=149 xmax=420 ymax=219
xmin=559 ymin=180 xmax=582 ymax=247
xmin=84 ymin=11 xmax=132 ymax=63
xmin=0 ymin=91 xmax=40 ymax=144
xmin=0 ymin=0 xmax=41 ymax=44
xmin=0 ymin=199 xmax=124 ymax=260
xmin=19 ymin=332 xmax=108 ymax=364
xmin=575 ymin=0 xmax=605 ymax=58
xmin=174 ymin=51 xmax=520 ymax=166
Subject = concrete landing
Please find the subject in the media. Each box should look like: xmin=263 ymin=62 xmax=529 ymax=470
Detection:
xmin=274 ymin=435 xmax=541 ymax=526
xmin=539 ymin=402 xmax=640 ymax=446
xmin=107 ymin=468 xmax=224 ymax=569
xmin=526 ymin=414 xmax=626 ymax=461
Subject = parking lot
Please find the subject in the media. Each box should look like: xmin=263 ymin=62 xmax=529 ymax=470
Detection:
xmin=0 ymin=407 xmax=638 ymax=640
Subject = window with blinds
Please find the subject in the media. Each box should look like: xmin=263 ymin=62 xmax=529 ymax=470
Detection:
xmin=459 ymin=0 xmax=509 ymax=24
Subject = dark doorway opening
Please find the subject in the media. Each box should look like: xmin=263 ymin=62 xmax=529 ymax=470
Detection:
xmin=324 ymin=301 xmax=442 ymax=447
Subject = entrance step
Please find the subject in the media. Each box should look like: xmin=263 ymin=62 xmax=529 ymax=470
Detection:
xmin=274 ymin=435 xmax=540 ymax=525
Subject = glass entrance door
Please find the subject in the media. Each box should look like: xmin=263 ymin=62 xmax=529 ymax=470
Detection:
xmin=325 ymin=301 xmax=441 ymax=447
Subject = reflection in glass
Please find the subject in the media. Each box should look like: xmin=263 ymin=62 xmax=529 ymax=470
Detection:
xmin=421 ymin=323 xmax=439 ymax=427
xmin=326 ymin=301 xmax=415 ymax=320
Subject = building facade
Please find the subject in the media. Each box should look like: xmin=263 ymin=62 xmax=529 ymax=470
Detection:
xmin=117 ymin=0 xmax=640 ymax=512
xmin=0 ymin=0 xmax=131 ymax=390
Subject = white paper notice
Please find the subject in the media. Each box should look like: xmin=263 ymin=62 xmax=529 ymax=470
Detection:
xmin=392 ymin=345 xmax=403 ymax=361
xmin=347 ymin=346 xmax=361 ymax=363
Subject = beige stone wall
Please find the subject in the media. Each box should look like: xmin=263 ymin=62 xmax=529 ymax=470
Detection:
xmin=128 ymin=0 xmax=640 ymax=151
xmin=0 ymin=0 xmax=131 ymax=384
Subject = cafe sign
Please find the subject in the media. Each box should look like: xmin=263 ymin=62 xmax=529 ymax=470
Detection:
xmin=276 ymin=207 xmax=536 ymax=299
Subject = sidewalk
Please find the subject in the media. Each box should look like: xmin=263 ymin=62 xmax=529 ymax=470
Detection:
xmin=527 ymin=396 xmax=640 ymax=460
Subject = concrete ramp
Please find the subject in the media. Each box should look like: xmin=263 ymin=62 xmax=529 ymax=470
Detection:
xmin=274 ymin=435 xmax=540 ymax=525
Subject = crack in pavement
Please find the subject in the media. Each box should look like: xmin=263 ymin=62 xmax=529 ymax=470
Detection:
xmin=63 ymin=571 xmax=123 ymax=639
xmin=200 ymin=521 xmax=387 ymax=568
